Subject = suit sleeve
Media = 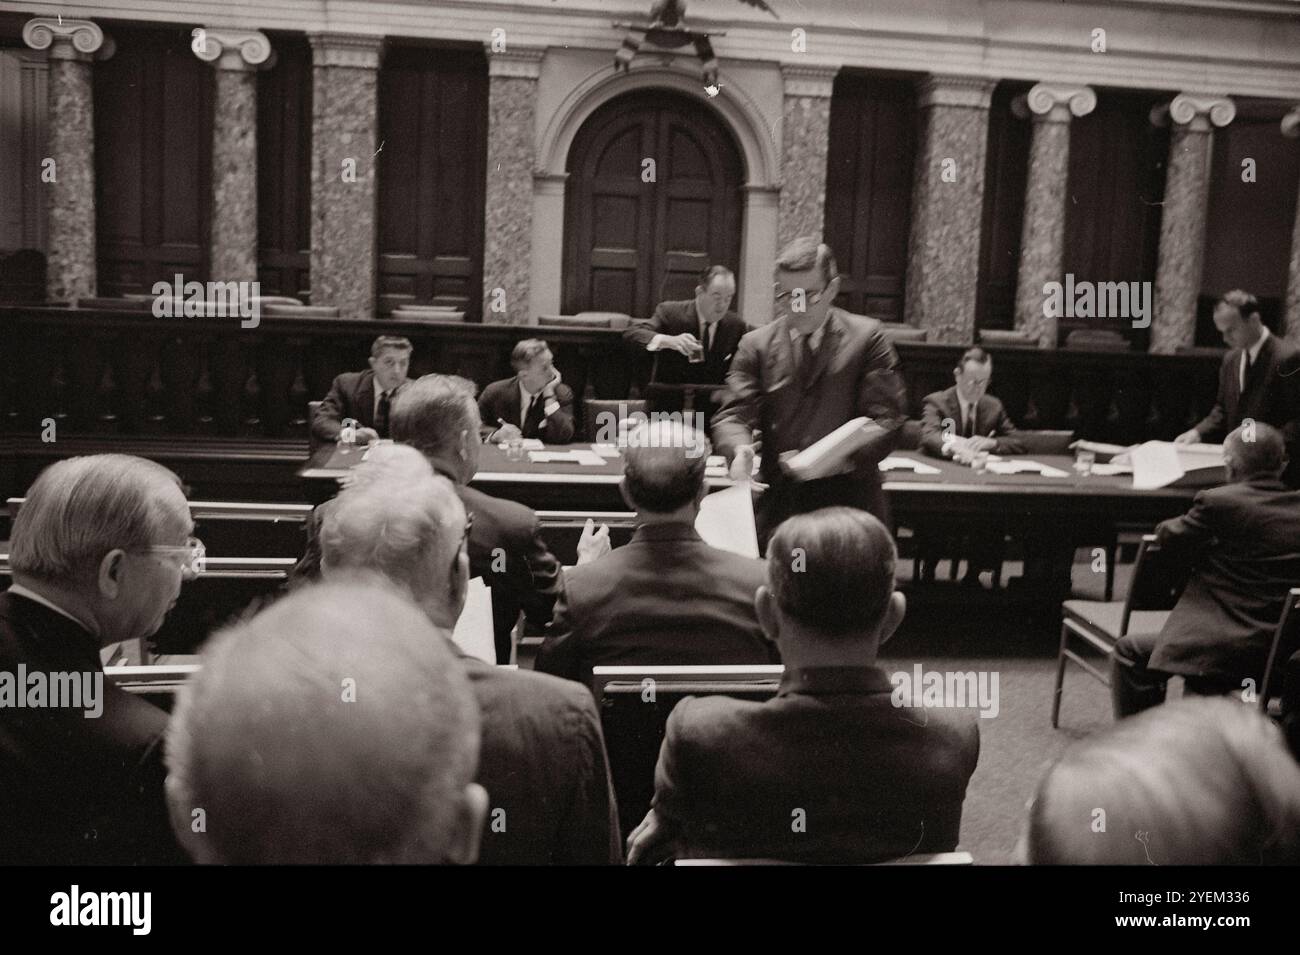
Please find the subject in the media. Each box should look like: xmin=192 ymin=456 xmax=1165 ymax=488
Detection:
xmin=624 ymin=302 xmax=671 ymax=350
xmin=849 ymin=331 xmax=906 ymax=467
xmin=990 ymin=400 xmax=1026 ymax=456
xmin=311 ymin=375 xmax=349 ymax=442
xmin=539 ymin=383 xmax=576 ymax=445
xmin=556 ymin=692 xmax=623 ymax=865
xmin=516 ymin=515 xmax=563 ymax=627
xmin=919 ymin=396 xmax=953 ymax=459
xmin=649 ymin=697 xmax=696 ymax=833
xmin=478 ymin=383 xmax=501 ymax=442
xmin=534 ymin=575 xmax=582 ymax=683
xmin=1154 ymin=492 xmax=1215 ymax=555
xmin=1276 ymin=348 xmax=1300 ymax=449
xmin=711 ymin=333 xmax=763 ymax=463
xmin=1194 ymin=356 xmax=1232 ymax=442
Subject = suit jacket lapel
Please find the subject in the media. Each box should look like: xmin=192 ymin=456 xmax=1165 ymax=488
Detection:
xmin=801 ymin=312 xmax=840 ymax=393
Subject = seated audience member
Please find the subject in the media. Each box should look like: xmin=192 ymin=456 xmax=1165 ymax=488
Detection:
xmin=1176 ymin=289 xmax=1300 ymax=485
xmin=920 ymin=347 xmax=1025 ymax=462
xmin=165 ymin=580 xmax=487 ymax=864
xmin=1023 ymin=697 xmax=1300 ymax=864
xmin=627 ymin=507 xmax=980 ymax=865
xmin=1111 ymin=423 xmax=1300 ymax=717
xmin=311 ymin=335 xmax=413 ymax=444
xmin=319 ymin=475 xmax=621 ymax=865
xmin=480 ymin=339 xmax=575 ymax=445
xmin=536 ymin=421 xmax=777 ymax=686
xmin=623 ymin=265 xmax=746 ymax=420
xmin=1 ymin=455 xmax=196 ymax=864
xmin=392 ymin=375 xmax=563 ymax=664
xmin=289 ymin=442 xmax=434 ymax=584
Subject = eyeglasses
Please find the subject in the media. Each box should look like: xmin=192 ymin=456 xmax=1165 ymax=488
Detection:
xmin=773 ymin=283 xmax=828 ymax=305
xmin=143 ymin=536 xmax=206 ymax=580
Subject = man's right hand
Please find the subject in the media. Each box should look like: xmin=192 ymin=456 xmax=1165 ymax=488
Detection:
xmin=353 ymin=427 xmax=380 ymax=445
xmin=491 ymin=423 xmax=523 ymax=443
xmin=663 ymin=333 xmax=702 ymax=357
xmin=1174 ymin=429 xmax=1200 ymax=445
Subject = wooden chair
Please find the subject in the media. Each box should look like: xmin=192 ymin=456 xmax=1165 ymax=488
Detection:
xmin=583 ymin=398 xmax=647 ymax=442
xmin=1052 ymin=534 xmax=1190 ymax=728
xmin=1260 ymin=588 xmax=1300 ymax=718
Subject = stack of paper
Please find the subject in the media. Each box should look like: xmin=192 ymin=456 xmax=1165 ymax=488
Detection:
xmin=783 ymin=417 xmax=885 ymax=481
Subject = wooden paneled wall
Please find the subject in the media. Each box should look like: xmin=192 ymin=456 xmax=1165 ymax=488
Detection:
xmin=256 ymin=32 xmax=313 ymax=301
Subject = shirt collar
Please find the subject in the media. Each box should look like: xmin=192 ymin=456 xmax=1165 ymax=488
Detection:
xmin=788 ymin=314 xmax=831 ymax=351
xmin=777 ymin=665 xmax=895 ymax=698
xmin=6 ymin=584 xmax=99 ymax=636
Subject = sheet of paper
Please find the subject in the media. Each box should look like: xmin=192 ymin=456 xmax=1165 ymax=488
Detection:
xmin=985 ymin=459 xmax=1070 ymax=478
xmin=1176 ymin=442 xmax=1224 ymax=472
xmin=451 ymin=577 xmax=495 ymax=665
xmin=590 ymin=444 xmax=622 ymax=458
xmin=879 ymin=456 xmax=941 ymax=475
xmin=1088 ymin=462 xmax=1132 ymax=476
xmin=1130 ymin=440 xmax=1185 ymax=490
xmin=695 ymin=483 xmax=759 ymax=558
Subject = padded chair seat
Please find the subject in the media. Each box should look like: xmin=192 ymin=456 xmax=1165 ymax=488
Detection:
xmin=539 ymin=312 xmax=631 ymax=330
xmin=1061 ymin=600 xmax=1169 ymax=639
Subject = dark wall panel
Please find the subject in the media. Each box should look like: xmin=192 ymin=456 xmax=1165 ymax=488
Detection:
xmin=976 ymin=82 xmax=1032 ymax=331
xmin=257 ymin=32 xmax=312 ymax=300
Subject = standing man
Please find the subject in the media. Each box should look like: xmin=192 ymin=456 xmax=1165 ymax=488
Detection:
xmin=624 ymin=265 xmax=747 ymax=421
xmin=480 ymin=339 xmax=576 ymax=445
xmin=1176 ymin=290 xmax=1300 ymax=484
xmin=712 ymin=237 xmax=907 ymax=546
xmin=311 ymin=335 xmax=413 ymax=444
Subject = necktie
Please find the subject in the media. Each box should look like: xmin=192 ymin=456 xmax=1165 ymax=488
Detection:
xmin=962 ymin=403 xmax=975 ymax=439
xmin=375 ymin=391 xmax=391 ymax=438
xmin=1242 ymin=351 xmax=1254 ymax=393
xmin=523 ymin=393 xmax=541 ymax=433
xmin=796 ymin=333 xmax=815 ymax=376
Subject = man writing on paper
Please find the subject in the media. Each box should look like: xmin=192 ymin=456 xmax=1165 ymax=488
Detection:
xmin=480 ymin=339 xmax=576 ymax=445
xmin=920 ymin=347 xmax=1025 ymax=462
xmin=712 ymin=237 xmax=907 ymax=546
xmin=1174 ymin=290 xmax=1300 ymax=485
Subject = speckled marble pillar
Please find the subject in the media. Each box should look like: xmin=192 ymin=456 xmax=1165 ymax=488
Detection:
xmin=483 ymin=46 xmax=544 ymax=325
xmin=22 ymin=18 xmax=112 ymax=304
xmin=905 ymin=76 xmax=995 ymax=344
xmin=309 ymin=34 xmax=383 ymax=319
xmin=1013 ymin=84 xmax=1096 ymax=348
xmin=1283 ymin=106 xmax=1300 ymax=341
xmin=778 ymin=65 xmax=836 ymax=248
xmin=1150 ymin=93 xmax=1236 ymax=354
xmin=194 ymin=30 xmax=272 ymax=284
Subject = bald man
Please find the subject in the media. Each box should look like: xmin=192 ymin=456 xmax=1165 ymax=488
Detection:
xmin=537 ymin=421 xmax=778 ymax=688
xmin=165 ymin=581 xmax=487 ymax=864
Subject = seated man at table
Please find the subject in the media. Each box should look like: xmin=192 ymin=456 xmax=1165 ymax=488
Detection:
xmin=480 ymin=339 xmax=575 ymax=445
xmin=920 ymin=347 xmax=1025 ymax=462
xmin=392 ymin=374 xmax=563 ymax=664
xmin=536 ymin=420 xmax=777 ymax=686
xmin=311 ymin=335 xmax=412 ymax=444
xmin=1111 ymin=423 xmax=1300 ymax=717
xmin=623 ymin=265 xmax=746 ymax=421
xmin=626 ymin=507 xmax=980 ymax=865
xmin=318 ymin=475 xmax=621 ymax=865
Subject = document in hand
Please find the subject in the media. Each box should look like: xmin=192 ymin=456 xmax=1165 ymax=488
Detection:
xmin=695 ymin=482 xmax=760 ymax=558
xmin=783 ymin=417 xmax=887 ymax=481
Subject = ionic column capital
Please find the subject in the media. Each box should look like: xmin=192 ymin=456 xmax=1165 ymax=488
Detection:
xmin=780 ymin=64 xmax=839 ymax=98
xmin=487 ymin=45 xmax=545 ymax=79
xmin=308 ymin=33 xmax=385 ymax=70
xmin=192 ymin=28 xmax=273 ymax=71
xmin=1012 ymin=83 xmax=1097 ymax=123
xmin=1150 ymin=93 xmax=1236 ymax=132
xmin=23 ymin=17 xmax=114 ymax=62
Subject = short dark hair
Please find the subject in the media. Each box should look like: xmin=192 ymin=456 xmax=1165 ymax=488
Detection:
xmin=510 ymin=339 xmax=550 ymax=370
xmin=774 ymin=236 xmax=838 ymax=288
xmin=697 ymin=265 xmax=735 ymax=290
xmin=1219 ymin=290 xmax=1261 ymax=323
xmin=1226 ymin=421 xmax=1286 ymax=477
xmin=766 ymin=507 xmax=896 ymax=636
xmin=622 ymin=425 xmax=710 ymax=513
xmin=390 ymin=374 xmax=479 ymax=458
xmin=958 ymin=346 xmax=991 ymax=370
xmin=371 ymin=336 xmax=413 ymax=358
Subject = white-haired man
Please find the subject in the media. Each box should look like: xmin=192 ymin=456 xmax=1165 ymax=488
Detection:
xmin=319 ymin=474 xmax=622 ymax=865
xmin=1 ymin=454 xmax=198 ymax=863
xmin=164 ymin=580 xmax=488 ymax=864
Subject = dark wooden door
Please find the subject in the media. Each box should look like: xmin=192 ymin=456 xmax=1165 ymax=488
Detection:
xmin=563 ymin=90 xmax=742 ymax=318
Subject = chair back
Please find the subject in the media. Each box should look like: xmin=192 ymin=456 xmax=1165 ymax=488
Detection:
xmin=1260 ymin=588 xmax=1300 ymax=714
xmin=583 ymin=398 xmax=647 ymax=442
xmin=1120 ymin=535 xmax=1190 ymax=634
xmin=308 ymin=400 xmax=324 ymax=452
xmin=978 ymin=329 xmax=1037 ymax=348
xmin=1016 ymin=430 xmax=1074 ymax=455
xmin=1065 ymin=329 xmax=1128 ymax=351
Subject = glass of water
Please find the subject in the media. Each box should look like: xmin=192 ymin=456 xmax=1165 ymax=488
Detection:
xmin=506 ymin=437 xmax=524 ymax=461
xmin=1075 ymin=449 xmax=1096 ymax=476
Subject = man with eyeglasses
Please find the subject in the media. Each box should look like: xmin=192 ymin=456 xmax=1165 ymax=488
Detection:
xmin=1 ymin=454 xmax=194 ymax=864
xmin=712 ymin=237 xmax=907 ymax=547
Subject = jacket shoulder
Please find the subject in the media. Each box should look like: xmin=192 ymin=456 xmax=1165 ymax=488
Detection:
xmin=467 ymin=658 xmax=598 ymax=720
xmin=460 ymin=485 xmax=536 ymax=536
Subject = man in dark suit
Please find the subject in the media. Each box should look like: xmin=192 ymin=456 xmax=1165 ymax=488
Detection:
xmin=1112 ymin=423 xmax=1300 ymax=717
xmin=537 ymin=420 xmax=777 ymax=687
xmin=627 ymin=507 xmax=980 ymax=864
xmin=624 ymin=265 xmax=747 ymax=421
xmin=479 ymin=339 xmax=575 ymax=445
xmin=1 ymin=454 xmax=195 ymax=864
xmin=318 ymin=472 xmax=621 ymax=865
xmin=311 ymin=335 xmax=412 ymax=444
xmin=391 ymin=374 xmax=563 ymax=664
xmin=920 ymin=347 xmax=1025 ymax=460
xmin=712 ymin=237 xmax=907 ymax=547
xmin=1176 ymin=290 xmax=1300 ymax=485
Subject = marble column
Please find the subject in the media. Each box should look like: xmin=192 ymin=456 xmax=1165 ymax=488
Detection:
xmin=778 ymin=65 xmax=837 ymax=249
xmin=482 ymin=46 xmax=544 ymax=325
xmin=1012 ymin=84 xmax=1096 ymax=347
xmin=308 ymin=34 xmax=383 ymax=319
xmin=1149 ymin=93 xmax=1236 ymax=354
xmin=904 ymin=76 xmax=996 ymax=344
xmin=1283 ymin=105 xmax=1300 ymax=341
xmin=22 ymin=18 xmax=112 ymax=303
xmin=193 ymin=29 xmax=272 ymax=284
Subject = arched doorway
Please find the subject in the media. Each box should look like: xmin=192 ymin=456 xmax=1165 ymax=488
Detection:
xmin=562 ymin=89 xmax=744 ymax=318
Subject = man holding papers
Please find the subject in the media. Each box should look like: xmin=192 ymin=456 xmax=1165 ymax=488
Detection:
xmin=712 ymin=237 xmax=906 ymax=546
